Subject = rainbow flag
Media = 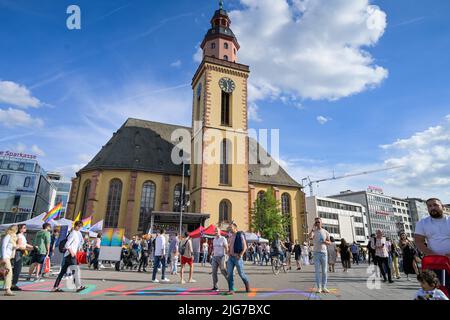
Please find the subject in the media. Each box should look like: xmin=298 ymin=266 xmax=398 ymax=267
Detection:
xmin=81 ymin=216 xmax=92 ymax=231
xmin=42 ymin=203 xmax=63 ymax=222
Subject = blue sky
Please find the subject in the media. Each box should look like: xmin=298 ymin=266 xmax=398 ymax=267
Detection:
xmin=1 ymin=0 xmax=450 ymax=202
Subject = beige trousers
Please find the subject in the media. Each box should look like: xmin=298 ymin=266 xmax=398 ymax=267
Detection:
xmin=3 ymin=259 xmax=13 ymax=290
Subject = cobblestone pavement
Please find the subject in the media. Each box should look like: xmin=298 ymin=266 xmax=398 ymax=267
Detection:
xmin=0 ymin=260 xmax=419 ymax=300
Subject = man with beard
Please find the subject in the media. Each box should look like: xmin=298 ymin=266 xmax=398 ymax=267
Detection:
xmin=414 ymin=198 xmax=450 ymax=293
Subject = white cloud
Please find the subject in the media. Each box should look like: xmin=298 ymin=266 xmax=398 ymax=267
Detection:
xmin=170 ymin=60 xmax=182 ymax=68
xmin=31 ymin=144 xmax=46 ymax=157
xmin=248 ymin=102 xmax=262 ymax=122
xmin=317 ymin=115 xmax=331 ymax=125
xmin=381 ymin=114 xmax=450 ymax=191
xmin=0 ymin=80 xmax=42 ymax=108
xmin=15 ymin=142 xmax=27 ymax=153
xmin=0 ymin=108 xmax=44 ymax=128
xmin=193 ymin=45 xmax=203 ymax=63
xmin=230 ymin=0 xmax=388 ymax=102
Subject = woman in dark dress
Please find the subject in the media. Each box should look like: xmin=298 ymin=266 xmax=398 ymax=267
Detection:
xmin=293 ymin=240 xmax=302 ymax=270
xmin=399 ymin=232 xmax=419 ymax=280
xmin=339 ymin=239 xmax=351 ymax=272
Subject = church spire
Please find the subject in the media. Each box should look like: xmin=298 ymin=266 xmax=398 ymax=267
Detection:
xmin=200 ymin=0 xmax=240 ymax=63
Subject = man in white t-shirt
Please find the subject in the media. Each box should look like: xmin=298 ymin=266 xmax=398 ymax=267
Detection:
xmin=309 ymin=217 xmax=331 ymax=293
xmin=414 ymin=198 xmax=450 ymax=257
xmin=52 ymin=221 xmax=85 ymax=292
xmin=414 ymin=198 xmax=450 ymax=293
xmin=211 ymin=227 xmax=228 ymax=291
xmin=152 ymin=228 xmax=170 ymax=283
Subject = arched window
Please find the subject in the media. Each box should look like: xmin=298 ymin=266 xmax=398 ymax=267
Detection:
xmin=281 ymin=193 xmax=292 ymax=241
xmin=224 ymin=42 xmax=229 ymax=49
xmin=173 ymin=183 xmax=185 ymax=212
xmin=221 ymin=91 xmax=231 ymax=126
xmin=257 ymin=190 xmax=265 ymax=202
xmin=138 ymin=181 xmax=156 ymax=231
xmin=220 ymin=139 xmax=231 ymax=185
xmin=104 ymin=179 xmax=122 ymax=228
xmin=281 ymin=193 xmax=291 ymax=215
xmin=211 ymin=42 xmax=216 ymax=49
xmin=80 ymin=180 xmax=91 ymax=219
xmin=219 ymin=199 xmax=231 ymax=224
xmin=223 ymin=55 xmax=229 ymax=61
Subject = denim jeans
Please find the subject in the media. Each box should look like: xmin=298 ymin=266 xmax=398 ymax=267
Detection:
xmin=152 ymin=255 xmax=166 ymax=280
xmin=202 ymin=251 xmax=208 ymax=264
xmin=171 ymin=254 xmax=178 ymax=274
xmin=314 ymin=252 xmax=328 ymax=289
xmin=227 ymin=256 xmax=249 ymax=291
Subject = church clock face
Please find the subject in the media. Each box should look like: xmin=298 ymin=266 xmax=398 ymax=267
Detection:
xmin=219 ymin=77 xmax=236 ymax=93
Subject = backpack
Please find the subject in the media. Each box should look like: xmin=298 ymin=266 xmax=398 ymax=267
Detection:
xmin=179 ymin=240 xmax=187 ymax=256
xmin=233 ymin=231 xmax=246 ymax=254
xmin=59 ymin=232 xmax=71 ymax=253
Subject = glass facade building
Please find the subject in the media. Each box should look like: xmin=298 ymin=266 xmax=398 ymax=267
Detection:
xmin=0 ymin=153 xmax=56 ymax=224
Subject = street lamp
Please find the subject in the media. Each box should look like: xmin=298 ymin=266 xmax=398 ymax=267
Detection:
xmin=179 ymin=161 xmax=185 ymax=235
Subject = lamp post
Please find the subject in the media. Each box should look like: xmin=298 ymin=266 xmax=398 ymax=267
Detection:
xmin=179 ymin=161 xmax=185 ymax=235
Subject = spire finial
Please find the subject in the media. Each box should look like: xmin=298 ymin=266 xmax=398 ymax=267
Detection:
xmin=219 ymin=0 xmax=224 ymax=9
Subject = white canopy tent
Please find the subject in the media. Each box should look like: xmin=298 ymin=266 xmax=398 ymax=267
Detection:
xmin=0 ymin=212 xmax=73 ymax=231
xmin=244 ymin=232 xmax=269 ymax=243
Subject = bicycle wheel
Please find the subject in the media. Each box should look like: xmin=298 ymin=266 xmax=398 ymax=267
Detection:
xmin=272 ymin=258 xmax=281 ymax=275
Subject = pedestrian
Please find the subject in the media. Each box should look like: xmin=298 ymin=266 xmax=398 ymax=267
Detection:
xmin=284 ymin=239 xmax=293 ymax=270
xmin=260 ymin=243 xmax=269 ymax=266
xmin=226 ymin=222 xmax=251 ymax=295
xmin=399 ymin=232 xmax=419 ymax=280
xmin=169 ymin=233 xmax=180 ymax=275
xmin=52 ymin=221 xmax=85 ymax=292
xmin=371 ymin=229 xmax=394 ymax=284
xmin=270 ymin=234 xmax=286 ymax=265
xmin=414 ymin=270 xmax=449 ymax=300
xmin=27 ymin=222 xmax=51 ymax=281
xmin=301 ymin=242 xmax=310 ymax=265
xmin=327 ymin=236 xmax=337 ymax=273
xmin=138 ymin=234 xmax=149 ymax=272
xmin=293 ymin=240 xmax=302 ymax=270
xmin=391 ymin=240 xmax=401 ymax=279
xmin=192 ymin=237 xmax=201 ymax=264
xmin=309 ymin=217 xmax=331 ymax=293
xmin=201 ymin=240 xmax=209 ymax=266
xmin=1 ymin=225 xmax=18 ymax=296
xmin=11 ymin=224 xmax=34 ymax=291
xmin=211 ymin=226 xmax=228 ymax=291
xmin=339 ymin=238 xmax=351 ymax=272
xmin=89 ymin=233 xmax=102 ymax=270
xmin=151 ymin=229 xmax=169 ymax=283
xmin=367 ymin=234 xmax=376 ymax=266
xmin=180 ymin=232 xmax=196 ymax=283
xmin=49 ymin=228 xmax=60 ymax=259
xmin=350 ymin=242 xmax=359 ymax=265
xmin=414 ymin=198 xmax=450 ymax=292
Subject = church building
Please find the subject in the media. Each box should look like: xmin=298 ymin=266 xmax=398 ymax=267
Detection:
xmin=66 ymin=3 xmax=307 ymax=241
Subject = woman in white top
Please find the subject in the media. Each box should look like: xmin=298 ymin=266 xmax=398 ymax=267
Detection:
xmin=12 ymin=224 xmax=34 ymax=291
xmin=1 ymin=225 xmax=18 ymax=296
xmin=301 ymin=242 xmax=310 ymax=265
xmin=201 ymin=241 xmax=209 ymax=266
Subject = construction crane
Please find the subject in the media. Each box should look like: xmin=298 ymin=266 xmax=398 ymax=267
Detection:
xmin=301 ymin=166 xmax=403 ymax=197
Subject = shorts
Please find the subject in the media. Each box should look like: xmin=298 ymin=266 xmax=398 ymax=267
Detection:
xmin=31 ymin=253 xmax=46 ymax=264
xmin=181 ymin=256 xmax=193 ymax=266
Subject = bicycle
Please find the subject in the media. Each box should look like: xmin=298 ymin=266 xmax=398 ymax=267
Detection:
xmin=271 ymin=254 xmax=287 ymax=275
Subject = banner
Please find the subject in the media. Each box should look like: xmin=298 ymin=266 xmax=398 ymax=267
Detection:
xmin=98 ymin=228 xmax=124 ymax=262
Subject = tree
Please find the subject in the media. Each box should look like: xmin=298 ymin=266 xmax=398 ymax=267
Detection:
xmin=250 ymin=187 xmax=291 ymax=241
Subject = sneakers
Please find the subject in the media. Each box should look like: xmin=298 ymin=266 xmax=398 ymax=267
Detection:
xmin=211 ymin=287 xmax=219 ymax=292
xmin=151 ymin=279 xmax=160 ymax=283
xmin=321 ymin=288 xmax=330 ymax=293
xmin=161 ymin=278 xmax=170 ymax=282
xmin=10 ymin=286 xmax=22 ymax=291
xmin=4 ymin=290 xmax=15 ymax=296
xmin=188 ymin=279 xmax=197 ymax=283
xmin=315 ymin=287 xmax=322 ymax=294
xmin=181 ymin=279 xmax=186 ymax=284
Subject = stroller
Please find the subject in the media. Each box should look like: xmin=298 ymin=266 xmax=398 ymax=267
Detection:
xmin=421 ymin=255 xmax=450 ymax=298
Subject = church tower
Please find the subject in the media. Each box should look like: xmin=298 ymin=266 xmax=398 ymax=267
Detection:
xmin=190 ymin=1 xmax=250 ymax=230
